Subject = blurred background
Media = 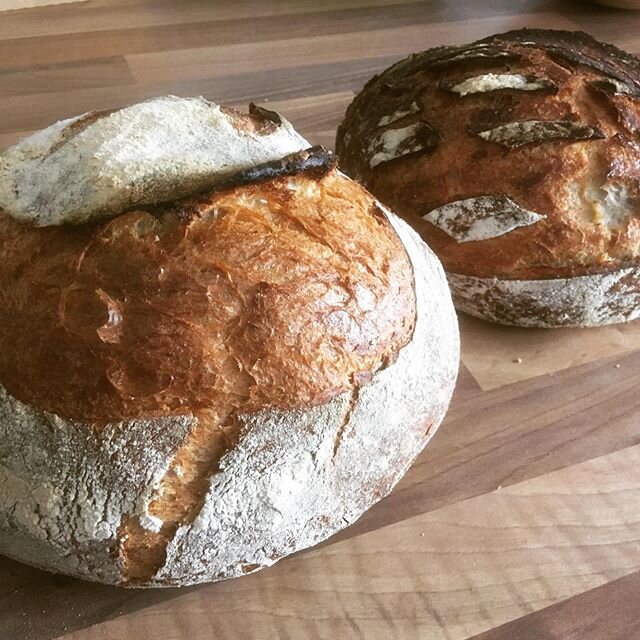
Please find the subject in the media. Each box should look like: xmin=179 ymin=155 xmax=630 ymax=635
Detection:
xmin=1 ymin=0 xmax=640 ymax=153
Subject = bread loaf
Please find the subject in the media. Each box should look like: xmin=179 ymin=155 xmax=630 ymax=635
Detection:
xmin=0 ymin=96 xmax=459 ymax=587
xmin=336 ymin=29 xmax=640 ymax=327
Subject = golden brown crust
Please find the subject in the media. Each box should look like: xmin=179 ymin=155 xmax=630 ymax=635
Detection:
xmin=0 ymin=166 xmax=415 ymax=423
xmin=336 ymin=29 xmax=640 ymax=280
xmin=0 ymin=100 xmax=458 ymax=589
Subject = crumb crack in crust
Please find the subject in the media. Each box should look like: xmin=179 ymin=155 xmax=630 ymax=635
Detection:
xmin=336 ymin=28 xmax=640 ymax=326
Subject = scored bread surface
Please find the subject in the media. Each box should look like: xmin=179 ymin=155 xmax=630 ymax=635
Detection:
xmin=0 ymin=98 xmax=459 ymax=586
xmin=336 ymin=29 xmax=640 ymax=326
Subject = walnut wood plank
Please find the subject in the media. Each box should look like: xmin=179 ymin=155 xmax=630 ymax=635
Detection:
xmin=0 ymin=0 xmax=85 ymax=11
xmin=0 ymin=57 xmax=134 ymax=98
xmin=124 ymin=13 xmax=578 ymax=83
xmin=62 ymin=445 xmax=640 ymax=640
xmin=459 ymin=314 xmax=640 ymax=391
xmin=469 ymin=569 xmax=640 ymax=640
xmin=0 ymin=0 xmax=427 ymax=39
xmin=0 ymin=3 xmax=449 ymax=69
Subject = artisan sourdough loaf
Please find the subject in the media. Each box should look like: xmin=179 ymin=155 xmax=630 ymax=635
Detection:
xmin=336 ymin=29 xmax=640 ymax=327
xmin=0 ymin=96 xmax=459 ymax=587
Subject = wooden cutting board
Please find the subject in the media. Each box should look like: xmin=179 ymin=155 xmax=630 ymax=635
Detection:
xmin=1 ymin=1 xmax=640 ymax=638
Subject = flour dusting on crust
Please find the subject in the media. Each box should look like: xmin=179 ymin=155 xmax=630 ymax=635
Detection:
xmin=445 ymin=73 xmax=556 ymax=96
xmin=0 ymin=96 xmax=308 ymax=226
xmin=449 ymin=268 xmax=640 ymax=327
xmin=0 ymin=389 xmax=194 ymax=583
xmin=423 ymin=195 xmax=545 ymax=243
xmin=368 ymin=123 xmax=438 ymax=167
xmin=477 ymin=120 xmax=604 ymax=148
xmin=377 ymin=102 xmax=420 ymax=127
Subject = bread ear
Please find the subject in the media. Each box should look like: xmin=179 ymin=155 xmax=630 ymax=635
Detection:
xmin=0 ymin=96 xmax=308 ymax=226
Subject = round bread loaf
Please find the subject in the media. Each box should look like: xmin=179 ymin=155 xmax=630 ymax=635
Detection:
xmin=0 ymin=96 xmax=459 ymax=587
xmin=336 ymin=29 xmax=640 ymax=327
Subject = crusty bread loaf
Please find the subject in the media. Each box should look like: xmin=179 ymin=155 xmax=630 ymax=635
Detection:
xmin=336 ymin=29 xmax=640 ymax=327
xmin=0 ymin=97 xmax=459 ymax=587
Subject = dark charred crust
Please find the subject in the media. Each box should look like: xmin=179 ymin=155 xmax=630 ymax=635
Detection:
xmin=418 ymin=122 xmax=439 ymax=147
xmin=379 ymin=81 xmax=408 ymax=97
xmin=47 ymin=108 xmax=118 ymax=156
xmin=589 ymin=78 xmax=640 ymax=98
xmin=427 ymin=46 xmax=521 ymax=70
xmin=336 ymin=28 xmax=640 ymax=164
xmin=155 ymin=146 xmax=337 ymax=224
xmin=221 ymin=104 xmax=282 ymax=136
xmin=336 ymin=45 xmax=468 ymax=146
xmin=384 ymin=45 xmax=520 ymax=80
xmin=547 ymin=48 xmax=640 ymax=89
xmin=482 ymin=29 xmax=640 ymax=92
xmin=248 ymin=102 xmax=283 ymax=126
xmin=211 ymin=145 xmax=336 ymax=191
xmin=589 ymin=81 xmax=640 ymax=134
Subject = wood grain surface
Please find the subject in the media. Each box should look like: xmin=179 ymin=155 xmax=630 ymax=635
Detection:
xmin=1 ymin=1 xmax=640 ymax=639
